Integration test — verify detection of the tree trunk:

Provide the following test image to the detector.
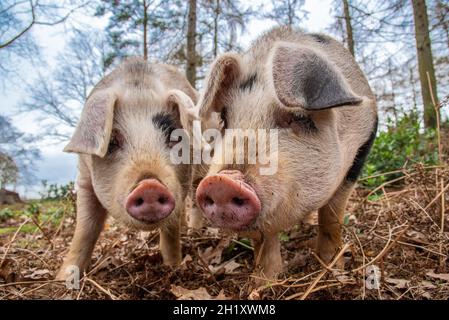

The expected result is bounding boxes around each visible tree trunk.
[411,0,439,129]
[288,0,293,26]
[186,0,197,87]
[213,0,220,58]
[143,0,148,61]
[342,0,355,57]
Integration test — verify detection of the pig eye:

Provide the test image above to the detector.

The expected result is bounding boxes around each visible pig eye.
[291,114,317,133]
[107,129,124,155]
[276,111,317,134]
[219,108,228,129]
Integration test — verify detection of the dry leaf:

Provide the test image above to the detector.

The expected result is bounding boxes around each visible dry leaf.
[426,270,449,282]
[386,278,410,289]
[215,290,231,300]
[199,237,231,265]
[209,260,242,274]
[421,292,432,299]
[171,285,230,300]
[28,269,50,279]
[180,254,193,270]
[223,260,241,273]
[248,288,261,300]
[420,281,436,289]
[205,227,220,237]
[0,259,19,283]
[405,230,429,244]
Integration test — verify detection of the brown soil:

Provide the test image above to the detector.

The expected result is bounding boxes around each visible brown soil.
[1,165,448,300]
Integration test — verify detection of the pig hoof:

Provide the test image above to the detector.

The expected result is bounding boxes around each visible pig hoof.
[163,255,182,267]
[317,248,345,270]
[55,268,71,281]
[252,273,278,288]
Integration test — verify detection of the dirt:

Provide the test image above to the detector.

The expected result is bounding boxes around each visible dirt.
[0,165,448,300]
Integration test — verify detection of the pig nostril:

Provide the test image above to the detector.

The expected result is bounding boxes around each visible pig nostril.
[204,196,214,206]
[158,196,168,204]
[232,197,245,206]
[135,198,144,207]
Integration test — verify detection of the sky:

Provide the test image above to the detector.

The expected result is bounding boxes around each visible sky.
[1,0,333,198]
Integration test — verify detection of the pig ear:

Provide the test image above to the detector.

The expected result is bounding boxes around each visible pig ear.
[63,90,117,157]
[198,53,241,118]
[271,43,363,110]
[165,89,199,131]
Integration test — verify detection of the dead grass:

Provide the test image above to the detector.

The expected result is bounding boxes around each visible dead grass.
[0,164,448,300]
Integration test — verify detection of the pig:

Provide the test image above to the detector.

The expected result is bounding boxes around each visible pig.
[194,26,378,280]
[56,58,200,280]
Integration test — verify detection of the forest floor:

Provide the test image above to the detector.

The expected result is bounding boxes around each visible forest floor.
[1,165,448,300]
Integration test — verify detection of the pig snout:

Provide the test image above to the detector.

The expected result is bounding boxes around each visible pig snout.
[125,179,175,223]
[196,170,261,230]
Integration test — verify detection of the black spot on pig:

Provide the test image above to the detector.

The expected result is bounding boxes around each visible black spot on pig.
[152,112,176,141]
[310,33,329,44]
[345,117,378,182]
[239,73,257,92]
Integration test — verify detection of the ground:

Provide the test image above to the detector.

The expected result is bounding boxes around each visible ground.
[0,165,448,300]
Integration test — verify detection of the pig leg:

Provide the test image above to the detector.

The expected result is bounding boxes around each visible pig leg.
[187,203,204,230]
[159,217,181,266]
[252,232,283,282]
[56,184,107,280]
[317,182,355,266]
[187,176,204,230]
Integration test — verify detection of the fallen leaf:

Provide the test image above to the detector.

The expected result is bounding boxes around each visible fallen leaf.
[180,254,193,270]
[426,270,449,282]
[215,290,231,300]
[138,231,152,241]
[405,230,429,244]
[171,285,230,300]
[205,227,219,237]
[0,259,19,283]
[28,269,50,279]
[199,237,231,265]
[421,292,432,299]
[420,281,436,289]
[223,260,241,273]
[248,289,261,300]
[386,278,410,289]
[209,260,242,274]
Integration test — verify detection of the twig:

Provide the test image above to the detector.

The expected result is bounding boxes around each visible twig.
[408,198,439,228]
[365,174,411,200]
[423,182,449,211]
[426,72,445,269]
[293,242,351,300]
[232,239,254,251]
[0,247,49,267]
[0,279,62,288]
[352,225,409,272]
[372,233,446,257]
[85,277,118,300]
[1,218,30,268]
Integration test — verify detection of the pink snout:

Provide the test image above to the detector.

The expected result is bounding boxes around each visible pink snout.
[196,171,261,230]
[125,179,175,223]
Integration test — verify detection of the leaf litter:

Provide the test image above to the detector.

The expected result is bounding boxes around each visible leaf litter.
[0,164,448,299]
